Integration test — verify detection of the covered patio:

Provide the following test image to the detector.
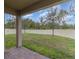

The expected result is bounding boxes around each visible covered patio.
[5,0,67,59]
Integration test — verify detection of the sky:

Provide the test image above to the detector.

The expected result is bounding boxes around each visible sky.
[5,0,75,24]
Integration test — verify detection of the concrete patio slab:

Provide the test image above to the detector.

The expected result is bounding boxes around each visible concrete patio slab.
[5,47,50,59]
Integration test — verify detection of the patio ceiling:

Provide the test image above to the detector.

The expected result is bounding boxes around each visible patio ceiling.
[5,0,67,15]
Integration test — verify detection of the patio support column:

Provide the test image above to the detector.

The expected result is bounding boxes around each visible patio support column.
[16,14,22,48]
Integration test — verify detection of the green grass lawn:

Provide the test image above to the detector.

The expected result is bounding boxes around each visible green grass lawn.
[5,33,75,59]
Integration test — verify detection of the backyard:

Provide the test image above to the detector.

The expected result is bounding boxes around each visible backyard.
[5,33,75,59]
[4,0,75,59]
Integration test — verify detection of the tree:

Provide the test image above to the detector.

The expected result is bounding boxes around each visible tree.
[22,18,36,29]
[57,9,68,28]
[45,7,59,36]
[5,19,16,28]
[44,6,68,36]
[40,16,46,29]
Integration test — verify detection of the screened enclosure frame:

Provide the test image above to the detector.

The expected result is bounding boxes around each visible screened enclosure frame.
[5,0,67,48]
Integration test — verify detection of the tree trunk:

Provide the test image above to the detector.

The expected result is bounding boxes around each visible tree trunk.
[52,19,54,36]
[52,28,54,36]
